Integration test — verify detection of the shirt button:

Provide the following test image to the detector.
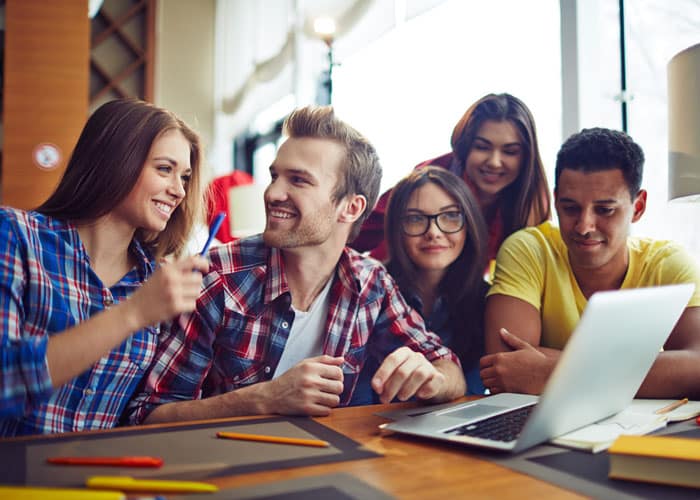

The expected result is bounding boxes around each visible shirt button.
[281,321,289,329]
[264,366,271,374]
[85,388,94,396]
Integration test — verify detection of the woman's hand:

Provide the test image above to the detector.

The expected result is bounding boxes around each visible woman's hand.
[125,255,209,328]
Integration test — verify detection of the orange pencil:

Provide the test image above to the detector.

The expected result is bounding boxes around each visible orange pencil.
[216,431,330,448]
[47,456,163,468]
[654,397,689,415]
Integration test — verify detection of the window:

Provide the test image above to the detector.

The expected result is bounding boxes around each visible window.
[622,0,700,256]
[332,0,561,194]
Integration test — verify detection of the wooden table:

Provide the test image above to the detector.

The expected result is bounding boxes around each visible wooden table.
[2,401,587,499]
[204,401,586,499]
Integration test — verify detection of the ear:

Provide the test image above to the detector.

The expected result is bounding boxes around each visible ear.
[337,194,367,224]
[631,189,647,222]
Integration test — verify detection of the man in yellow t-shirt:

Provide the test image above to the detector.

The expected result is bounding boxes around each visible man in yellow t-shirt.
[480,127,700,398]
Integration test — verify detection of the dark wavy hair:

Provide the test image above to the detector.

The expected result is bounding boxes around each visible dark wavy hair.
[36,98,204,258]
[451,93,551,235]
[555,127,645,198]
[385,167,488,365]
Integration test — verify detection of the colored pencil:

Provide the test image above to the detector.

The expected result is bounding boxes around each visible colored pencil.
[216,431,330,448]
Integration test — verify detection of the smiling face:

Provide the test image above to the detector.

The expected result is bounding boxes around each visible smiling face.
[113,128,192,232]
[402,182,466,279]
[263,136,347,250]
[463,119,523,205]
[555,168,646,276]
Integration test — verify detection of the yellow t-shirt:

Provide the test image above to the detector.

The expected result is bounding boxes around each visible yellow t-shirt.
[488,221,700,349]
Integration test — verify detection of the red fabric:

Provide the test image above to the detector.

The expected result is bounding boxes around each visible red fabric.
[351,153,505,263]
[206,171,254,243]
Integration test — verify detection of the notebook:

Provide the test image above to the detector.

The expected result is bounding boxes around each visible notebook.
[381,283,694,453]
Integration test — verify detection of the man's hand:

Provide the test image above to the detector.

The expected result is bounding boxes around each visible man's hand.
[261,355,345,416]
[479,328,555,395]
[371,347,447,404]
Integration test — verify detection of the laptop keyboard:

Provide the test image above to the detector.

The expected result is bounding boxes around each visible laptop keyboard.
[446,405,535,442]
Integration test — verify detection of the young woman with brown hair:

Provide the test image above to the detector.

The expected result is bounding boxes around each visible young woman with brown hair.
[0,98,209,436]
[353,93,551,266]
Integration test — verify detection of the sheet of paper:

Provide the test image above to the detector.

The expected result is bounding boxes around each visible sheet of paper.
[626,399,700,422]
[550,409,668,453]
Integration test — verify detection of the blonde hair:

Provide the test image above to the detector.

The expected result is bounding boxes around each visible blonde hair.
[284,105,382,241]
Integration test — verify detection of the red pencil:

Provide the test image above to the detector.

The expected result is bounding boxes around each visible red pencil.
[47,456,164,468]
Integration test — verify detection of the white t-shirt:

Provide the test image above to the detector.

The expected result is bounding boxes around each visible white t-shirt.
[273,278,333,378]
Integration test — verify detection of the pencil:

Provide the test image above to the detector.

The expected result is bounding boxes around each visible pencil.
[654,397,689,414]
[200,212,226,256]
[216,431,330,448]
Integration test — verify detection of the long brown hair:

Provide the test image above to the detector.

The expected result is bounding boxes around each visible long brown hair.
[385,167,488,364]
[37,98,204,258]
[451,93,550,236]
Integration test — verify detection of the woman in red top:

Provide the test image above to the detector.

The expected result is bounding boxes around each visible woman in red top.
[352,93,551,264]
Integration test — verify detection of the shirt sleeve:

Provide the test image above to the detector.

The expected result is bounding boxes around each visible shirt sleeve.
[123,273,223,425]
[0,214,53,417]
[372,272,460,366]
[487,228,546,310]
[656,243,700,307]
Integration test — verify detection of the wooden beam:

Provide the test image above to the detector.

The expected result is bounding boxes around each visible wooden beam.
[2,0,89,209]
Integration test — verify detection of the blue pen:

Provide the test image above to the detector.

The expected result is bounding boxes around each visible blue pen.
[200,212,226,255]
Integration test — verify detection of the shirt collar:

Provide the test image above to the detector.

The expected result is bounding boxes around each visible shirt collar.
[263,246,362,305]
[335,247,365,298]
[128,238,155,282]
[263,245,291,304]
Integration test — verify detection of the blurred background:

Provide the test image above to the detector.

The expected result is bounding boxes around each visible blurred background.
[1,0,699,253]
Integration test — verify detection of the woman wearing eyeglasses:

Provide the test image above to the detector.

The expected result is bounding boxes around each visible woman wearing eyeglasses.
[352,93,551,271]
[384,167,489,394]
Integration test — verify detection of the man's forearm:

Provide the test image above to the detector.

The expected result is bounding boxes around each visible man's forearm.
[637,350,700,399]
[143,383,273,424]
[429,358,466,402]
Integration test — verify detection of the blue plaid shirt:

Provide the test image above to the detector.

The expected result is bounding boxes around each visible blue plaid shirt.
[0,207,158,436]
[126,235,457,423]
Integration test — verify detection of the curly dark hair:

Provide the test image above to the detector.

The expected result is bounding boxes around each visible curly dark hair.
[555,127,645,198]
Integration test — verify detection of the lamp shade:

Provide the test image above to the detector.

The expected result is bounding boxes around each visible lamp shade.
[668,43,700,201]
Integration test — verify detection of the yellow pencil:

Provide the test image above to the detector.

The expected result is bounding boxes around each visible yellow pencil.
[86,476,218,493]
[0,485,125,500]
[216,431,330,448]
[654,397,689,414]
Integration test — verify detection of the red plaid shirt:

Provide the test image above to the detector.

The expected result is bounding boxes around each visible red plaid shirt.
[126,235,458,423]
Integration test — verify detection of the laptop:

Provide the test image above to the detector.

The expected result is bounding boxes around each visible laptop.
[381,283,694,453]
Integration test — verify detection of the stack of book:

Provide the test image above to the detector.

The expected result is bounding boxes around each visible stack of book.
[608,435,700,489]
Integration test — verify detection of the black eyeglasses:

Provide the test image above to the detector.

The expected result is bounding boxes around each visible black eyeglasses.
[401,211,465,236]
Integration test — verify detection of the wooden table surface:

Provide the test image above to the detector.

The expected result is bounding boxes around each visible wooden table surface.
[204,401,587,499]
[2,401,588,499]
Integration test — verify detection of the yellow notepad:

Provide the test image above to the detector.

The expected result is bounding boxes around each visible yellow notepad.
[608,435,700,488]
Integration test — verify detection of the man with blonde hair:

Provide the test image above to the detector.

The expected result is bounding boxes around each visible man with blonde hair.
[127,106,466,423]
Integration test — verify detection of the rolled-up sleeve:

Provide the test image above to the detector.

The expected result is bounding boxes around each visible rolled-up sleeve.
[0,217,53,417]
[123,274,223,425]
[374,273,460,366]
